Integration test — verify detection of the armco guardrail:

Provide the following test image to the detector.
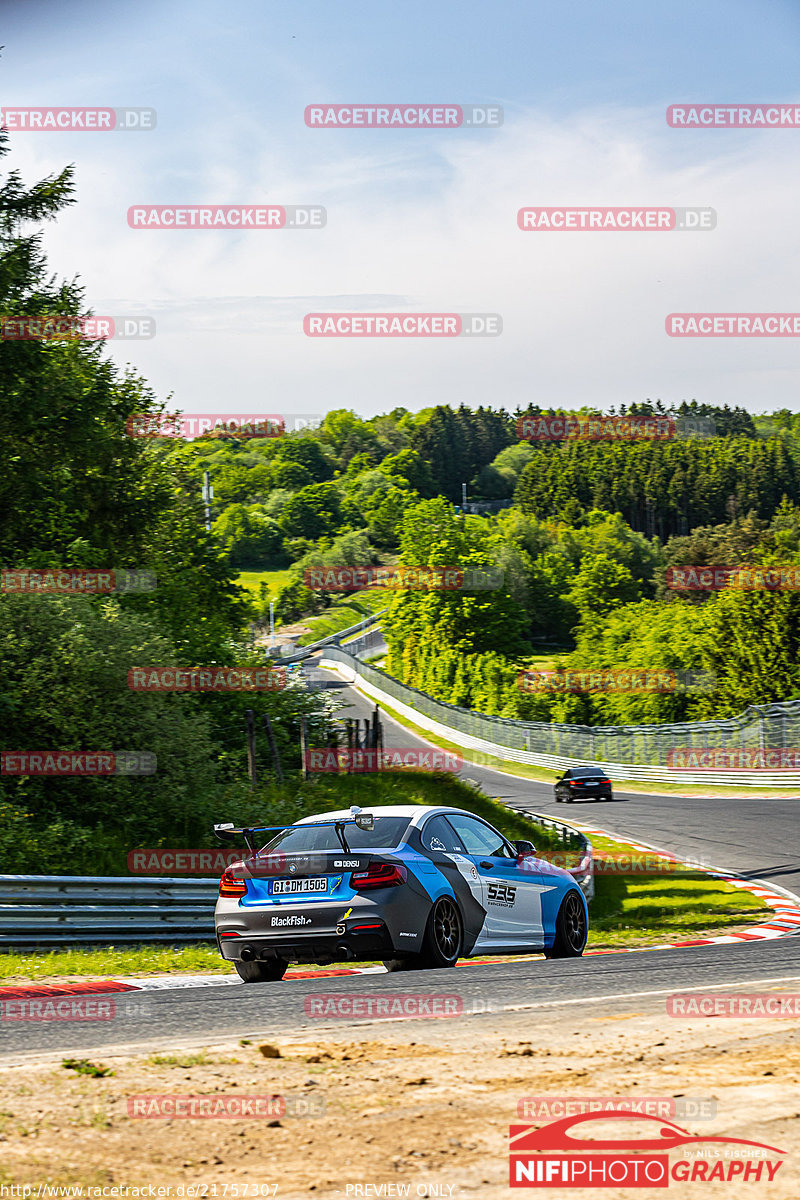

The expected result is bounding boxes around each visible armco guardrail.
[517,810,594,902]
[321,648,800,788]
[339,625,387,660]
[277,608,387,664]
[0,876,218,949]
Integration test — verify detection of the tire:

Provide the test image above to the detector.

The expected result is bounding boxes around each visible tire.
[564,793,574,804]
[545,891,587,958]
[418,896,462,969]
[234,957,288,982]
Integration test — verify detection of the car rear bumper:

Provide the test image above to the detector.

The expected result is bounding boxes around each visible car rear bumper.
[217,923,395,964]
[561,787,613,798]
[215,887,428,964]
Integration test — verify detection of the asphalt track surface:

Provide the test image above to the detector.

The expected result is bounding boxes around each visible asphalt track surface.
[2,657,799,1063]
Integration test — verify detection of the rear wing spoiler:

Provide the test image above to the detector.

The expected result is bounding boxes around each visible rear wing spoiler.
[214,808,374,853]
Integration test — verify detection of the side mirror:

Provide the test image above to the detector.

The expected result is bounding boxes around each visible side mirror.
[514,840,536,856]
[355,813,374,830]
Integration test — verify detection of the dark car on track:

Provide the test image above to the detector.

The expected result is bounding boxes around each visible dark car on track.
[554,767,614,803]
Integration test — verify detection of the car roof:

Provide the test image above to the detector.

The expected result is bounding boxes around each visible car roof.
[295,805,483,828]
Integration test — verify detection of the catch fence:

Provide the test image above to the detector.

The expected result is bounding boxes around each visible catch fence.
[322,648,800,787]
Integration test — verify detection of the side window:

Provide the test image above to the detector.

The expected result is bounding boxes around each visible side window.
[420,816,464,854]
[446,814,513,858]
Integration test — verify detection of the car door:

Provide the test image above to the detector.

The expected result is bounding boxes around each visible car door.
[418,814,488,949]
[444,814,546,947]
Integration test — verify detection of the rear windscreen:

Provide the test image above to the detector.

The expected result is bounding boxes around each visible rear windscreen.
[260,816,411,854]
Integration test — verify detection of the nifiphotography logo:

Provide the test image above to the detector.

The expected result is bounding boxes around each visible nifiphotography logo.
[509,1111,785,1187]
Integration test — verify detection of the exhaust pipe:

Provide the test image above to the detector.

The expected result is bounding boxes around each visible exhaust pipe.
[240,945,256,962]
[335,943,355,961]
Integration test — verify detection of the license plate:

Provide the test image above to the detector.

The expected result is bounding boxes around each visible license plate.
[271,876,329,895]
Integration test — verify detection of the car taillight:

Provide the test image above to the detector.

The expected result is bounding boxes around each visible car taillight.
[219,868,247,897]
[350,862,407,890]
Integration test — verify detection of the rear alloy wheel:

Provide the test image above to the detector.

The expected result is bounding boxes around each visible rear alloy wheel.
[545,891,587,958]
[419,896,462,969]
[234,957,288,982]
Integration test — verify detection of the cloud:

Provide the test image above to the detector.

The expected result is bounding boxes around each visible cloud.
[8,104,800,414]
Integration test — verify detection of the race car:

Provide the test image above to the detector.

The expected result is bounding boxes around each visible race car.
[554,767,614,803]
[213,804,589,982]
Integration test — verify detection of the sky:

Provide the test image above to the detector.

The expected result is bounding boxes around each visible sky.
[2,0,800,420]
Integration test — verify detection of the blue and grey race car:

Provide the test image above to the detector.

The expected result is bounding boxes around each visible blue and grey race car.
[213,804,589,981]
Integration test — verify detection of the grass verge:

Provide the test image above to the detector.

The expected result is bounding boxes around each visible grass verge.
[235,567,294,601]
[588,875,767,947]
